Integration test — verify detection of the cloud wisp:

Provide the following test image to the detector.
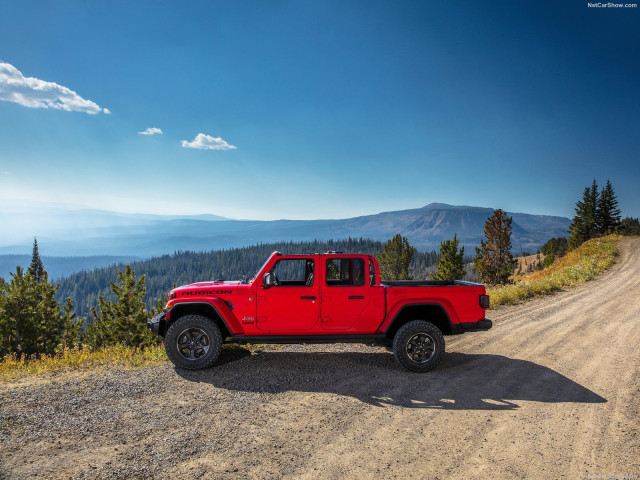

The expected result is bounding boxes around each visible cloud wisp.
[0,61,109,114]
[138,127,163,136]
[181,133,237,150]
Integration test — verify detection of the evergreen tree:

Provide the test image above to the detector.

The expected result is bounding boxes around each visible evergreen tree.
[543,243,556,268]
[36,271,65,355]
[0,277,6,353]
[28,238,45,284]
[569,180,599,250]
[376,234,416,280]
[432,234,465,280]
[60,297,83,348]
[541,237,568,258]
[84,265,156,349]
[596,180,621,234]
[621,217,640,236]
[0,267,63,356]
[473,209,514,285]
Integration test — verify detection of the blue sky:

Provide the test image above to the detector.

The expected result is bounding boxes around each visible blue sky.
[1,0,639,222]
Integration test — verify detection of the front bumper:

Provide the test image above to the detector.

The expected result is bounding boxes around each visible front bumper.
[147,312,167,337]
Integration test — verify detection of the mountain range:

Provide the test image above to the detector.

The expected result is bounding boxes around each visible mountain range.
[0,203,571,257]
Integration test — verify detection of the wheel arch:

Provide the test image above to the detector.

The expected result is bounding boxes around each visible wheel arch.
[168,301,236,338]
[385,303,454,339]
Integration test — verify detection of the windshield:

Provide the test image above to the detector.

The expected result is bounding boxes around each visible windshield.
[247,256,272,283]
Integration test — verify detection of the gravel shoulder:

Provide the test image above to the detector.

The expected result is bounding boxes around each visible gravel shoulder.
[1,238,639,479]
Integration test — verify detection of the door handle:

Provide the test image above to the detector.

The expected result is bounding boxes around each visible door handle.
[348,295,365,300]
[301,296,317,300]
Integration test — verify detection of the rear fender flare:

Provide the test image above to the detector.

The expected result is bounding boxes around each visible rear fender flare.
[382,302,456,337]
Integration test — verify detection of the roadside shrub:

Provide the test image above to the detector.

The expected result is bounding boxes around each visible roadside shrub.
[488,235,619,307]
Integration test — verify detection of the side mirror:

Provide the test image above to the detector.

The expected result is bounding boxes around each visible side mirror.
[263,272,274,289]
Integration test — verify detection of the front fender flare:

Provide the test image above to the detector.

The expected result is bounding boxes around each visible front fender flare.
[168,299,243,335]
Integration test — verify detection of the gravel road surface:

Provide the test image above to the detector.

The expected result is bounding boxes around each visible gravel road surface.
[1,238,639,479]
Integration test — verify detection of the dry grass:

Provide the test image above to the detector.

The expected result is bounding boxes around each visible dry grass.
[488,235,620,308]
[0,343,255,380]
[0,344,168,380]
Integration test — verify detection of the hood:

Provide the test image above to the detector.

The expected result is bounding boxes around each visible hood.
[171,280,241,298]
[187,280,243,287]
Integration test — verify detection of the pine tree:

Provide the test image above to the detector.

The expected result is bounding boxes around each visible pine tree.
[0,268,37,356]
[0,277,6,354]
[541,237,568,257]
[473,209,514,285]
[376,234,416,280]
[621,217,640,236]
[35,271,65,355]
[432,234,465,280]
[60,297,83,348]
[543,242,556,268]
[28,238,45,284]
[0,267,63,356]
[569,180,599,250]
[84,265,156,349]
[596,180,621,234]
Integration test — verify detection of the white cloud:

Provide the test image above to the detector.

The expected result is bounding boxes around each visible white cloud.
[0,61,109,114]
[181,133,237,150]
[138,127,163,136]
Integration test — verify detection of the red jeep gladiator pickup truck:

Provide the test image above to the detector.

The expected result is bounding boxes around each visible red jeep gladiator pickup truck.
[148,251,491,372]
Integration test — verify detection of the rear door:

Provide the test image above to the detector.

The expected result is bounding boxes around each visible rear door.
[321,256,384,331]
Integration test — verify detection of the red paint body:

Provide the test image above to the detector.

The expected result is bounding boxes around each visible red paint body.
[163,252,489,339]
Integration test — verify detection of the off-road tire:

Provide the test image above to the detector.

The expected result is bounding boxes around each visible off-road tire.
[164,314,223,370]
[393,320,445,372]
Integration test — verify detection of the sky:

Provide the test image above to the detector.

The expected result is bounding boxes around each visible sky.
[1,0,639,222]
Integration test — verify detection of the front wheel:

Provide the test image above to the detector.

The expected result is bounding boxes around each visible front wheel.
[393,320,445,372]
[164,314,223,370]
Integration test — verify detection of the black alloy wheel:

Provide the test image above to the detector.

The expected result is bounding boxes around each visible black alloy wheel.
[393,320,445,372]
[164,314,222,370]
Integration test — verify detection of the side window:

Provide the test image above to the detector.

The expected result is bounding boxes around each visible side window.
[325,258,365,287]
[271,259,314,286]
[369,259,376,286]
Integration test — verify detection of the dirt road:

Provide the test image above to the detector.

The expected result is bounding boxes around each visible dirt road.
[1,239,639,479]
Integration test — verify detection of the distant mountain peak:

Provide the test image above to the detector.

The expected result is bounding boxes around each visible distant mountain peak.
[0,203,571,256]
[421,203,492,212]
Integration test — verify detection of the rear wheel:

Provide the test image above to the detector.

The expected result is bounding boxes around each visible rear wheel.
[164,314,222,370]
[393,320,445,372]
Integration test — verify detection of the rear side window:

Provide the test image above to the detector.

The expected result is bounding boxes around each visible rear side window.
[369,259,376,286]
[325,258,365,287]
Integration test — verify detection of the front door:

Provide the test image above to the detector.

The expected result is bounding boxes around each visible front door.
[257,257,320,333]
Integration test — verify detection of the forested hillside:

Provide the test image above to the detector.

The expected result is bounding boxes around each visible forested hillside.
[56,238,445,317]
[0,255,141,280]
